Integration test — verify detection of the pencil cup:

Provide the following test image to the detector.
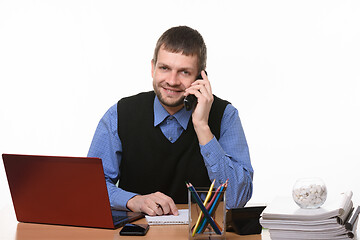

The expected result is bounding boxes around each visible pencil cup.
[188,187,226,239]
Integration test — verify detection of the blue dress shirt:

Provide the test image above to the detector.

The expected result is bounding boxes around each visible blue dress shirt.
[88,95,253,210]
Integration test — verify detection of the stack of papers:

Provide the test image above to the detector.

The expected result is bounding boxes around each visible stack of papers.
[260,191,359,240]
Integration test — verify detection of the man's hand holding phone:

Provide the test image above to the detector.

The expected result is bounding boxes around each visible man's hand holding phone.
[184,70,214,145]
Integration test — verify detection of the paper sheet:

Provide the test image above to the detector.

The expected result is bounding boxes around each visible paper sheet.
[145,209,189,225]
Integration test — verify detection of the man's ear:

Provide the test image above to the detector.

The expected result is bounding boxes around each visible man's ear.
[151,59,155,78]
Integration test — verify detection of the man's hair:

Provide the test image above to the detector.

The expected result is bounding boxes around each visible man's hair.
[153,26,207,74]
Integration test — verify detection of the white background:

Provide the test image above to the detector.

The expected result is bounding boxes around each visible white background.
[1,0,359,209]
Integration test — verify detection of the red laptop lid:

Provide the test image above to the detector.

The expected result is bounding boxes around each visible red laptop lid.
[2,154,115,229]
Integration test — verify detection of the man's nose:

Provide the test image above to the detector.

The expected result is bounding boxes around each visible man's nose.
[167,71,180,86]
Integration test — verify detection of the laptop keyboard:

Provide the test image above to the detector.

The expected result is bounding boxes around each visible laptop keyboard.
[112,210,129,224]
[113,214,128,223]
[111,210,144,227]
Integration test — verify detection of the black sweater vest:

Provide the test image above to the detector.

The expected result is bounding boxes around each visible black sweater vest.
[117,91,229,203]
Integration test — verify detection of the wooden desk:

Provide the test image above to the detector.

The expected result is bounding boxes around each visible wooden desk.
[0,204,271,240]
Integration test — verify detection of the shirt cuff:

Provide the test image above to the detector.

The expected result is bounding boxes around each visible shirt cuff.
[110,189,138,211]
[200,136,226,167]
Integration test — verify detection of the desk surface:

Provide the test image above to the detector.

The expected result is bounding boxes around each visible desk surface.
[0,204,271,240]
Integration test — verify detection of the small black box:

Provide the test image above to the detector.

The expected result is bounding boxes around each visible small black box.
[226,206,266,235]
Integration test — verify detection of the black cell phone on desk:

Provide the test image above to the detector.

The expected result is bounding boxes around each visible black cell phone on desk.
[120,223,149,236]
[184,70,207,111]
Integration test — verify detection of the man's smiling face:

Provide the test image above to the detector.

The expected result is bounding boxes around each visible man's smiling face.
[152,45,198,115]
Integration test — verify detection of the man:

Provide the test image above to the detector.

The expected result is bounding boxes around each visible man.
[88,26,253,216]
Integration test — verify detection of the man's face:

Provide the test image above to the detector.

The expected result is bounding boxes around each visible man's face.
[152,46,198,114]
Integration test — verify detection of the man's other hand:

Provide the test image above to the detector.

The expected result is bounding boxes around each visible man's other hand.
[126,191,179,216]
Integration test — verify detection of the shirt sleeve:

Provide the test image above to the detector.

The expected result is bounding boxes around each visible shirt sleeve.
[87,103,137,210]
[200,104,253,209]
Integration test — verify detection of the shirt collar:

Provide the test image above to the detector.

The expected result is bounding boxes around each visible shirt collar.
[153,96,192,130]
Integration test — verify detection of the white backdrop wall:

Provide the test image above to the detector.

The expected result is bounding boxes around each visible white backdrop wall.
[1,1,359,209]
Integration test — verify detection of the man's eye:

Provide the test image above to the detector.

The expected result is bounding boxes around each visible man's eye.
[160,66,168,70]
[182,71,190,75]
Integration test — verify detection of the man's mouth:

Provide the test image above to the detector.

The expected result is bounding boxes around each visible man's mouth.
[163,87,183,95]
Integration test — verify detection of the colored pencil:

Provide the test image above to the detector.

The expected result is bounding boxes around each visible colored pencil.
[192,179,216,236]
[187,182,222,235]
[197,180,228,233]
[195,183,223,233]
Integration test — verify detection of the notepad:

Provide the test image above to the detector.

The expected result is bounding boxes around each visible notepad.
[145,209,189,225]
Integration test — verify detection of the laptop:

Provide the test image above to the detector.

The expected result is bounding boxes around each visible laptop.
[2,153,144,229]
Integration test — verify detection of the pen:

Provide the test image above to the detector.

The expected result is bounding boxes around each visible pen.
[156,203,163,212]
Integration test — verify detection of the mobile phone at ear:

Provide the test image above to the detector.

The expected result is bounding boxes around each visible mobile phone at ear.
[119,223,149,236]
[184,70,207,111]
